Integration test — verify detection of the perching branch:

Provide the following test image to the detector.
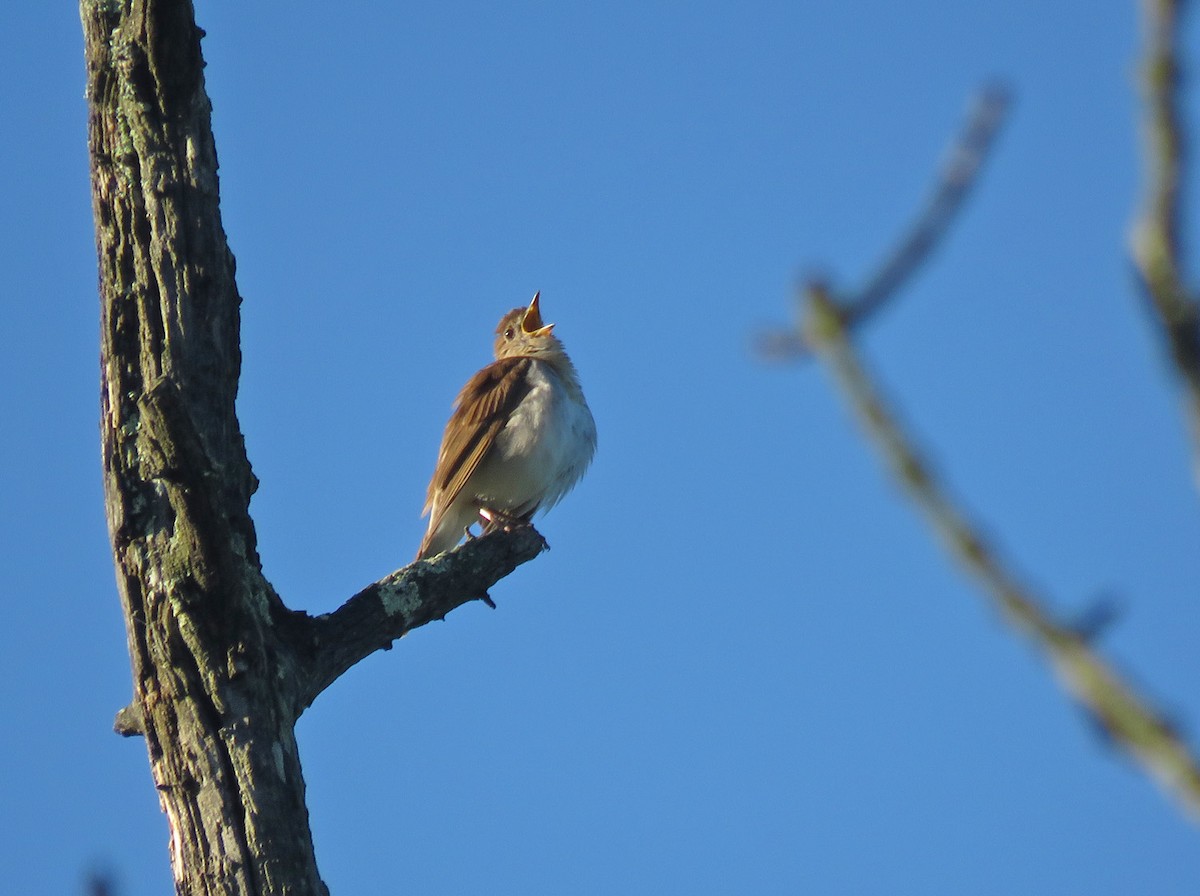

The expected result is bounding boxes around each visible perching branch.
[803,286,1200,820]
[111,527,547,736]
[1131,0,1200,486]
[295,526,547,711]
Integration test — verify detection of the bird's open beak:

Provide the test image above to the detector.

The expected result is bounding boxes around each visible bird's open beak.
[521,291,555,337]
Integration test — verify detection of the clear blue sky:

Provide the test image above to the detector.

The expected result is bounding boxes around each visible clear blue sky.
[4,2,1199,893]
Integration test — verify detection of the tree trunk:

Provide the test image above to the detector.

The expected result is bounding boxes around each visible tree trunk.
[81,4,548,894]
[82,1,328,893]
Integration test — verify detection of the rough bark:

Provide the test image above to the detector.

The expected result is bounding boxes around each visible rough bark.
[81,2,546,894]
[83,0,327,892]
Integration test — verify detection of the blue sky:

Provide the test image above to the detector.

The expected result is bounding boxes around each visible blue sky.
[3,2,1199,893]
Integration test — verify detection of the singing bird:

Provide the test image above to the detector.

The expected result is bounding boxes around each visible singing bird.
[416,293,596,559]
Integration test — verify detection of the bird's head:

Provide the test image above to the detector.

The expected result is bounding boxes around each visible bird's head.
[494,292,564,360]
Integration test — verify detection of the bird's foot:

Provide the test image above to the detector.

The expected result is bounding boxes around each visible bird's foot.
[476,508,550,552]
[478,507,528,533]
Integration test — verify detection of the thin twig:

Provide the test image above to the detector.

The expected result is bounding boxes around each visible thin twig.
[1131,0,1200,487]
[846,84,1011,328]
[755,84,1011,360]
[803,284,1200,820]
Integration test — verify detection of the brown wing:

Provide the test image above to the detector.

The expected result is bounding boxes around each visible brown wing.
[422,356,535,526]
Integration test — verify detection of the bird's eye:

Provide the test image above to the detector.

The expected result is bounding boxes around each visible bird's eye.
[504,327,515,340]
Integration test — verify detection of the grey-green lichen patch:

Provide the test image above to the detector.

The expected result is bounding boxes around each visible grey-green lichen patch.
[95,0,126,18]
[110,102,140,170]
[379,579,420,621]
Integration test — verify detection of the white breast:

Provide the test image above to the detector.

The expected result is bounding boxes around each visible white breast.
[471,359,596,515]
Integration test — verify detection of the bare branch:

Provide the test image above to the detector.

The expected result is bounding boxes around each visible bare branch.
[803,284,1200,820]
[292,526,548,711]
[756,84,1011,360]
[847,84,1011,327]
[1131,0,1200,485]
[758,54,1200,819]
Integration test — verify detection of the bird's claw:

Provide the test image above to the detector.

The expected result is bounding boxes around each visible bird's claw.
[478,507,527,532]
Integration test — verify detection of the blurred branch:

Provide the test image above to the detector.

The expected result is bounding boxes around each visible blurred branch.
[85,871,116,896]
[1131,0,1200,485]
[759,79,1200,820]
[847,85,1011,328]
[756,84,1011,360]
[802,285,1200,820]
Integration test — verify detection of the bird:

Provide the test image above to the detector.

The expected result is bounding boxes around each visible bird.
[416,292,596,559]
